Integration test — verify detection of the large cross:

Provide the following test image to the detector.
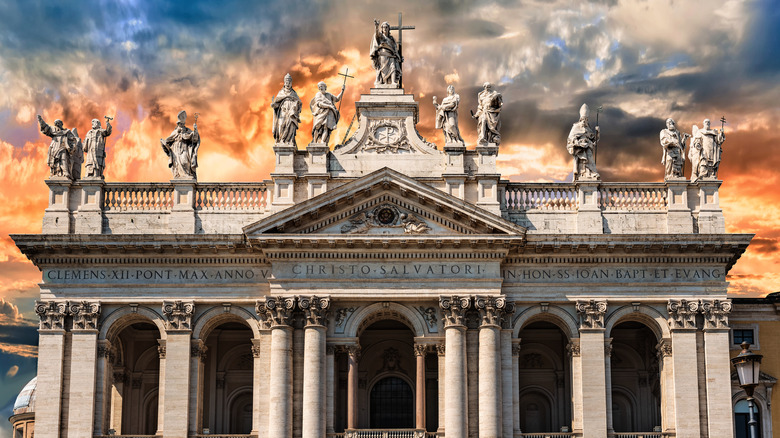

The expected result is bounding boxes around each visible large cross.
[389,12,415,87]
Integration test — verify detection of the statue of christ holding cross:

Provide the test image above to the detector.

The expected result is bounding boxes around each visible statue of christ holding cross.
[370,14,414,88]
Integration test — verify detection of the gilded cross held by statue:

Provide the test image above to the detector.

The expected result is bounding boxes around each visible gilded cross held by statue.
[389,12,415,87]
[720,116,726,131]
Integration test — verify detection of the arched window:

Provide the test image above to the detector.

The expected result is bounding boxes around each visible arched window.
[370,376,414,428]
[734,399,761,438]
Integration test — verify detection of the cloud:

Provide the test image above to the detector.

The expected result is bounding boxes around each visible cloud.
[0,298,22,322]
[0,344,37,359]
[5,365,18,378]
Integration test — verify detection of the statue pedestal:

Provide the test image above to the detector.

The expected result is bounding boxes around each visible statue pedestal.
[306,143,329,199]
[443,143,466,199]
[666,178,693,233]
[695,179,725,233]
[170,178,197,234]
[576,181,603,234]
[75,178,105,234]
[42,178,73,234]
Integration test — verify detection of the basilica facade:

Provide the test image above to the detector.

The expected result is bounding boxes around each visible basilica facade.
[13,73,751,438]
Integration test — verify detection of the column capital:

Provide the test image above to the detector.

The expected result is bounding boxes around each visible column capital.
[35,300,68,331]
[512,340,521,357]
[475,295,511,328]
[576,300,607,330]
[345,344,361,359]
[566,339,581,357]
[326,344,337,355]
[700,299,732,330]
[299,295,331,327]
[256,296,296,328]
[439,295,471,327]
[667,299,698,330]
[157,339,166,359]
[604,338,613,357]
[413,343,428,357]
[97,339,115,362]
[69,301,101,332]
[162,300,195,331]
[656,338,672,359]
[191,339,208,361]
[435,343,445,357]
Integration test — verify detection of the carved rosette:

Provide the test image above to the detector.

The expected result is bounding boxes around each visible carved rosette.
[566,340,581,357]
[299,295,331,327]
[256,296,296,328]
[474,295,508,327]
[413,344,428,357]
[35,301,68,331]
[701,299,732,330]
[667,299,699,330]
[439,295,471,327]
[575,300,608,330]
[70,301,101,331]
[656,339,672,358]
[162,301,195,331]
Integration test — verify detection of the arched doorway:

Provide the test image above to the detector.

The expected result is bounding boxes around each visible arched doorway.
[517,321,572,433]
[370,376,414,428]
[112,321,161,435]
[610,321,661,433]
[734,399,761,438]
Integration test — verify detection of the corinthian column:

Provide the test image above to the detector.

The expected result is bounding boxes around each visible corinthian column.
[346,344,361,430]
[257,297,296,438]
[300,296,330,438]
[475,296,505,438]
[440,296,471,438]
[414,344,427,430]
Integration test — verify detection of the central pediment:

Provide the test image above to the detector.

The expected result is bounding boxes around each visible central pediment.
[243,168,525,237]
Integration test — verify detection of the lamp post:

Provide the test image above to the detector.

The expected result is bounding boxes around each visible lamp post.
[731,341,763,438]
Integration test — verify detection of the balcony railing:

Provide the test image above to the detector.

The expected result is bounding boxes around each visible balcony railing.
[189,435,257,438]
[328,430,427,438]
[102,182,268,212]
[104,183,175,211]
[195,183,268,211]
[611,433,664,438]
[517,433,574,438]
[504,182,669,212]
[599,183,667,211]
[504,183,578,211]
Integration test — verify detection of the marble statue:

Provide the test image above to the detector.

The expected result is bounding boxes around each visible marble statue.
[433,85,464,145]
[161,111,200,179]
[370,19,402,87]
[84,118,113,179]
[271,73,302,145]
[567,104,600,180]
[70,128,83,180]
[310,81,345,145]
[38,115,77,179]
[659,118,689,179]
[474,82,502,146]
[690,118,725,182]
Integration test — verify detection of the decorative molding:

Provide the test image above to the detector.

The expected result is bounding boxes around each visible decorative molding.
[417,306,438,332]
[576,300,607,330]
[191,340,208,360]
[439,295,471,327]
[335,307,356,329]
[656,338,672,358]
[668,299,698,330]
[701,299,732,330]
[474,295,508,327]
[162,300,194,331]
[69,301,101,331]
[512,342,521,357]
[256,296,296,328]
[299,295,331,327]
[566,340,581,357]
[340,204,431,235]
[345,344,361,360]
[413,344,428,357]
[435,343,445,357]
[34,301,68,331]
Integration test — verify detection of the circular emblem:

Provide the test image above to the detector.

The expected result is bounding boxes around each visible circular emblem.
[376,207,396,225]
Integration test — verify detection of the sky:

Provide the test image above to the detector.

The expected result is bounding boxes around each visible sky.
[0,0,778,434]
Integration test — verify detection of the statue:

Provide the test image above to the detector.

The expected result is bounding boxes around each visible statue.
[690,118,725,182]
[566,104,600,181]
[473,82,503,146]
[70,128,83,180]
[84,117,113,178]
[432,85,464,145]
[38,115,77,179]
[370,19,402,87]
[310,81,345,145]
[271,73,302,145]
[659,118,689,179]
[160,111,200,179]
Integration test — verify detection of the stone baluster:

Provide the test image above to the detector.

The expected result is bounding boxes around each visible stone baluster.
[667,299,702,436]
[300,296,330,438]
[257,297,296,438]
[701,299,734,436]
[160,300,194,438]
[475,296,505,438]
[346,344,362,430]
[413,344,428,430]
[440,296,471,438]
[575,300,608,437]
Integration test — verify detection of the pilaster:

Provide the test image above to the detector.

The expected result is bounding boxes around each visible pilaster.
[66,301,101,438]
[500,328,513,438]
[575,300,608,437]
[701,299,734,437]
[436,343,446,435]
[160,301,194,438]
[667,299,702,438]
[656,338,676,434]
[575,182,603,233]
[189,339,207,435]
[512,340,521,435]
[34,301,68,438]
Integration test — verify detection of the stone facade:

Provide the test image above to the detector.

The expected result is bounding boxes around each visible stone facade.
[12,85,752,438]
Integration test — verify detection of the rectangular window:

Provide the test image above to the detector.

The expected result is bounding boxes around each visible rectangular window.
[733,329,754,345]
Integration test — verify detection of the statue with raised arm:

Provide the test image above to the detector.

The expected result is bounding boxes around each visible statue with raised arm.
[433,85,464,145]
[160,111,200,179]
[370,19,402,87]
[271,73,302,145]
[659,118,689,179]
[567,104,600,181]
[84,118,113,178]
[310,81,345,145]
[473,82,503,146]
[690,118,725,182]
[38,115,77,179]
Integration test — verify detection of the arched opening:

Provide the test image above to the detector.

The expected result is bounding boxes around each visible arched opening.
[112,321,161,435]
[610,321,661,433]
[734,399,761,438]
[370,376,414,428]
[200,321,254,434]
[517,320,572,433]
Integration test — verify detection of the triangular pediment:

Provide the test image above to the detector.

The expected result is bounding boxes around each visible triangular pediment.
[243,168,526,237]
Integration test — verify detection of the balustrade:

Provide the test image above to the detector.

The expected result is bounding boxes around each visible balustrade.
[195,183,268,211]
[516,433,575,438]
[599,183,667,211]
[340,430,426,438]
[103,184,174,211]
[504,183,578,211]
